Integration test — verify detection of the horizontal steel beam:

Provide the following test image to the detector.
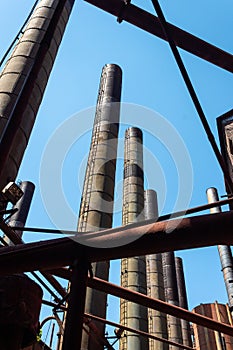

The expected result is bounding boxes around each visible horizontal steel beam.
[1,211,233,274]
[84,0,233,73]
[88,277,233,338]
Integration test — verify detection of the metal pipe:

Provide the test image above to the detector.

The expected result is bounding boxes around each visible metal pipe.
[206,187,233,312]
[77,63,122,350]
[62,260,89,350]
[144,189,168,350]
[84,0,233,73]
[175,257,193,347]
[3,211,233,273]
[163,252,183,348]
[120,127,148,350]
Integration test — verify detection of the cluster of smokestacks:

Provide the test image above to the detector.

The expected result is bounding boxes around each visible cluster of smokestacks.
[77,63,193,350]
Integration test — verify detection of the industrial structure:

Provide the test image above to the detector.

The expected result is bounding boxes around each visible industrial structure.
[0,0,233,350]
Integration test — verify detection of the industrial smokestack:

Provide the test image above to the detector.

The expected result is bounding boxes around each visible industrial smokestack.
[162,252,183,349]
[78,64,122,350]
[144,189,168,350]
[206,187,233,312]
[6,181,35,240]
[175,257,193,347]
[0,0,74,201]
[120,127,149,350]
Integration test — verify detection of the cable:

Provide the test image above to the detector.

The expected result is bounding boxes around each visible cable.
[0,0,40,67]
[150,0,233,194]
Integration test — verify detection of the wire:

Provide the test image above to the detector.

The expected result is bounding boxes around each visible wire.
[0,0,40,67]
[150,0,233,194]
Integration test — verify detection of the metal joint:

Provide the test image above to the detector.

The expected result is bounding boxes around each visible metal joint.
[117,0,131,23]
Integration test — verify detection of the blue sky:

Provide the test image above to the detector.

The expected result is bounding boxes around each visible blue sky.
[1,0,233,347]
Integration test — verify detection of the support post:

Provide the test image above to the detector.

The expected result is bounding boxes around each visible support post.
[62,260,89,350]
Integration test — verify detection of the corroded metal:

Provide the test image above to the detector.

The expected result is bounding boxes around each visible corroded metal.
[0,274,42,349]
[120,127,148,350]
[145,189,168,350]
[78,63,122,350]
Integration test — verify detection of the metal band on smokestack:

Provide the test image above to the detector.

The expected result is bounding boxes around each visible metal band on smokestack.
[120,127,149,350]
[0,0,75,202]
[206,187,233,312]
[78,64,122,350]
[162,252,183,349]
[145,189,168,350]
[175,257,193,347]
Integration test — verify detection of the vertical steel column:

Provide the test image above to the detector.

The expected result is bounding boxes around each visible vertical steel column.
[0,0,74,199]
[5,181,35,242]
[175,257,193,347]
[62,260,88,350]
[206,187,233,312]
[145,189,168,350]
[78,64,122,350]
[120,127,149,350]
[162,252,183,349]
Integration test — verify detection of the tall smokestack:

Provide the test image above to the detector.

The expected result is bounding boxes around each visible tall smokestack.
[175,257,193,347]
[0,0,75,204]
[7,181,35,240]
[78,64,122,350]
[120,127,149,350]
[162,252,183,349]
[144,189,168,350]
[206,187,233,312]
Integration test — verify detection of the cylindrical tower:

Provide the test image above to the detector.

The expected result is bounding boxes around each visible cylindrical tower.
[120,127,149,350]
[206,187,233,313]
[145,189,168,350]
[193,302,233,350]
[0,0,75,203]
[78,64,122,350]
[175,257,193,347]
[162,252,183,349]
[7,181,35,240]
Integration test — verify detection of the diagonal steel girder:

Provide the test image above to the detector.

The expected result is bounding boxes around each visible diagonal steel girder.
[84,0,233,74]
[1,211,233,274]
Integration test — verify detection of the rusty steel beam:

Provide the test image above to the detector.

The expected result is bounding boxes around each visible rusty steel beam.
[84,0,233,73]
[85,313,194,350]
[87,277,233,338]
[2,211,233,274]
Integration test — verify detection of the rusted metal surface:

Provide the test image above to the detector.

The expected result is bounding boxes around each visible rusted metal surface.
[85,313,194,350]
[175,257,193,347]
[120,127,148,350]
[84,0,233,73]
[88,277,233,338]
[0,274,42,348]
[163,252,183,348]
[77,63,122,350]
[0,0,75,195]
[192,303,233,349]
[3,211,233,274]
[145,189,168,350]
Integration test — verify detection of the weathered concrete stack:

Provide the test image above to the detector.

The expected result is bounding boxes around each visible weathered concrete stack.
[120,127,149,350]
[78,63,122,350]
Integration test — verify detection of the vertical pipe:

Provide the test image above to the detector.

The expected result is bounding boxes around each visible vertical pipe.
[175,257,193,347]
[206,187,233,313]
[120,127,149,350]
[78,64,122,350]
[145,189,168,350]
[0,0,74,200]
[7,181,35,240]
[62,260,88,350]
[162,252,183,349]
